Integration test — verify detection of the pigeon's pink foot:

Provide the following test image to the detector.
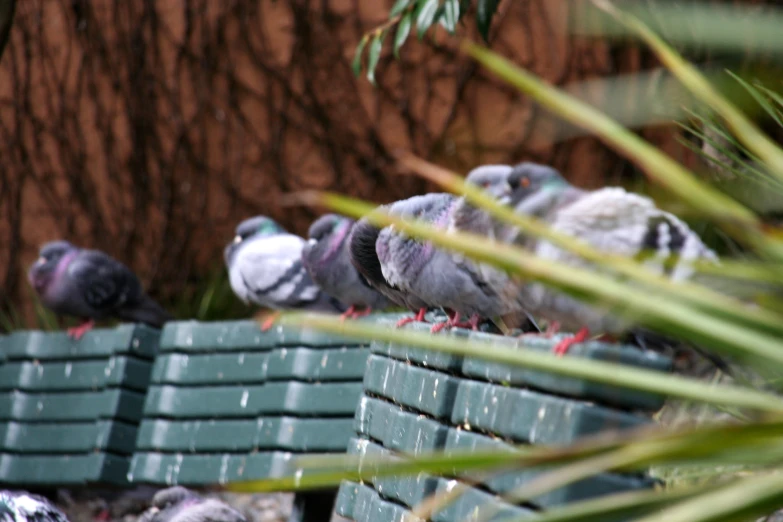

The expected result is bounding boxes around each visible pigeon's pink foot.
[67,319,95,341]
[430,309,472,333]
[552,327,590,357]
[451,313,481,331]
[340,305,358,322]
[341,305,373,321]
[396,307,428,328]
[94,509,111,522]
[430,321,450,333]
[544,321,561,338]
[260,311,282,332]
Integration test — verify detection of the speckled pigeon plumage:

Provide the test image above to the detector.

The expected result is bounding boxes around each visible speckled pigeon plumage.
[138,487,246,522]
[224,216,345,315]
[505,162,720,353]
[349,202,433,326]
[28,240,173,339]
[0,490,70,522]
[301,213,392,318]
[371,190,532,333]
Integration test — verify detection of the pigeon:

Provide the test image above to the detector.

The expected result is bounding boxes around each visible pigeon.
[0,490,70,522]
[367,191,527,333]
[137,487,246,522]
[28,240,173,340]
[504,162,722,356]
[224,216,346,329]
[349,202,434,327]
[301,213,392,319]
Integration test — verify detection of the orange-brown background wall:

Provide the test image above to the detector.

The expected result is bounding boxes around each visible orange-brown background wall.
[0,0,744,321]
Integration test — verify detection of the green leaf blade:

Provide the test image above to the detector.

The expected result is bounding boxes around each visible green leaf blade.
[351,37,368,77]
[415,0,440,40]
[477,0,500,41]
[366,32,385,85]
[394,11,413,57]
[389,0,411,18]
[440,0,459,33]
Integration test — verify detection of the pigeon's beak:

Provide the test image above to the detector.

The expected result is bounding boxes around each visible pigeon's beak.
[34,256,46,267]
[232,235,242,245]
[307,239,317,246]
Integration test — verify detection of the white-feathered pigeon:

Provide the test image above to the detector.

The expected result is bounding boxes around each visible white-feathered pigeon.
[505,162,720,355]
[28,240,173,340]
[224,216,345,329]
[301,213,392,319]
[0,490,70,522]
[137,487,246,522]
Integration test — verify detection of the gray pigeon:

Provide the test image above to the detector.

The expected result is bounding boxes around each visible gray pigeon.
[371,191,531,333]
[349,203,434,327]
[28,240,173,339]
[0,490,70,522]
[224,216,346,329]
[137,487,246,522]
[504,162,721,355]
[301,213,392,319]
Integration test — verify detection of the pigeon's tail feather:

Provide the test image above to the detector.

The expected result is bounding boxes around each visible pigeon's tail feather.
[120,294,174,328]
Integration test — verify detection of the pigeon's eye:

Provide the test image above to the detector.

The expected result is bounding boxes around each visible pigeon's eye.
[520,177,531,188]
[481,181,490,188]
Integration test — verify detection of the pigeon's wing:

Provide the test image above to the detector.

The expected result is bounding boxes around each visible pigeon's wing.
[67,250,143,312]
[235,235,322,308]
[542,187,717,279]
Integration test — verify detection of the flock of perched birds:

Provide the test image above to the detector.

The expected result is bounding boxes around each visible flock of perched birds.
[0,487,246,522]
[27,161,725,358]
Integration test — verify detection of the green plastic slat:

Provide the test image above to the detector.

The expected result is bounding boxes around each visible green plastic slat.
[0,452,131,485]
[253,417,354,451]
[4,324,159,360]
[0,420,137,454]
[0,357,152,392]
[347,438,439,508]
[451,380,649,445]
[335,481,362,520]
[349,482,424,522]
[136,419,257,452]
[136,417,355,452]
[159,321,280,352]
[354,396,449,454]
[159,320,371,353]
[150,353,268,385]
[431,478,536,522]
[0,389,146,422]
[462,331,671,411]
[127,451,296,485]
[445,429,654,508]
[143,382,363,418]
[141,382,363,418]
[150,348,367,386]
[363,356,459,419]
[265,347,370,381]
[371,320,465,373]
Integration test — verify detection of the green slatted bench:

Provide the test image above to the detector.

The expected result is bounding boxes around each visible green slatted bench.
[127,318,379,521]
[0,325,160,485]
[333,318,673,522]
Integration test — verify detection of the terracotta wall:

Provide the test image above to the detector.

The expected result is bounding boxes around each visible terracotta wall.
[0,0,696,320]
